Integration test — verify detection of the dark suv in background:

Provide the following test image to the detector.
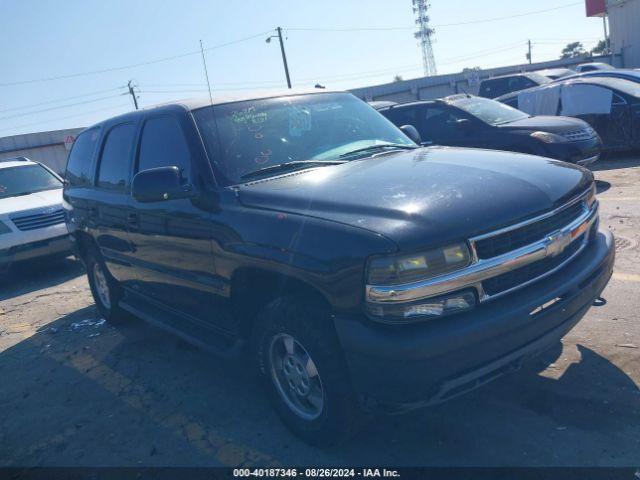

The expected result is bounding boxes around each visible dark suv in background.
[376,95,602,166]
[64,89,614,446]
[478,72,551,99]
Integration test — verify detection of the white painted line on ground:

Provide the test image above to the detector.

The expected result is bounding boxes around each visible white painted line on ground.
[613,272,640,282]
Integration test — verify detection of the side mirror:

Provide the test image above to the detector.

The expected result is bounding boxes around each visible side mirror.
[132,166,192,203]
[399,125,422,145]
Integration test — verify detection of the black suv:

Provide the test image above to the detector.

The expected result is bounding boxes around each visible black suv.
[478,72,551,98]
[64,90,614,446]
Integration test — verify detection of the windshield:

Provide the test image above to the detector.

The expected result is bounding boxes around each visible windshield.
[450,96,529,125]
[192,92,414,184]
[0,164,62,199]
[527,72,553,85]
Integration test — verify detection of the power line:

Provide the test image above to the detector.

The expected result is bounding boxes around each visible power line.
[0,94,127,121]
[286,2,582,32]
[0,103,131,134]
[0,87,126,114]
[0,31,272,88]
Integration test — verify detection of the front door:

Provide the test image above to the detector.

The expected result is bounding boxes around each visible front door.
[126,114,233,332]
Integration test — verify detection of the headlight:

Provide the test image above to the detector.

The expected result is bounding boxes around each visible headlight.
[367,242,471,285]
[0,221,11,235]
[530,131,568,143]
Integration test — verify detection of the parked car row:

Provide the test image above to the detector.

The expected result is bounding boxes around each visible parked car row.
[496,77,640,152]
[58,88,613,446]
[375,95,601,166]
[478,62,615,99]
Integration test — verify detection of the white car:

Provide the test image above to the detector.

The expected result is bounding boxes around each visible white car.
[0,157,71,273]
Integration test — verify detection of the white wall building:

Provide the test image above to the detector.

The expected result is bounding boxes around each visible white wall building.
[607,0,640,68]
[0,128,84,175]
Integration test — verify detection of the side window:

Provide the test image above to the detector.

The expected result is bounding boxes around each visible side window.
[612,93,627,106]
[520,77,538,89]
[65,128,100,187]
[137,116,191,180]
[97,123,136,191]
[383,107,418,128]
[484,79,508,98]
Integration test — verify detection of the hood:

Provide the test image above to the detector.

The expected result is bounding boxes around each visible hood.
[497,115,588,134]
[237,147,592,251]
[0,188,63,217]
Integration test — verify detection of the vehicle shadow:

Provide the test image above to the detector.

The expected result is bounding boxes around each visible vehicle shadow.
[1,307,638,467]
[0,256,83,302]
[591,153,640,172]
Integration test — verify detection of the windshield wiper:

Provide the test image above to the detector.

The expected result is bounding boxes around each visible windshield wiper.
[240,160,345,181]
[338,143,418,159]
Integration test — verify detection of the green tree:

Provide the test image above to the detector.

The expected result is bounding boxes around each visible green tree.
[560,42,587,59]
[591,39,608,55]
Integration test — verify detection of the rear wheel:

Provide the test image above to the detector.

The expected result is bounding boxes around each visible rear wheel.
[85,246,127,324]
[254,296,360,447]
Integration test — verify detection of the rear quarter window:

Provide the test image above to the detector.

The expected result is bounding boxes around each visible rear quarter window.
[65,128,100,187]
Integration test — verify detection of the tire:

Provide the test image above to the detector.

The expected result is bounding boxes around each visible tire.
[85,245,127,324]
[254,295,360,447]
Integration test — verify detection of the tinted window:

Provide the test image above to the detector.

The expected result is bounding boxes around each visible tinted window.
[480,78,507,98]
[382,106,419,128]
[66,128,100,187]
[138,116,191,179]
[0,164,61,199]
[97,123,136,191]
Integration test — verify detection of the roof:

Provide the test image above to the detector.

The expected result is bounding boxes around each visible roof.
[0,157,36,169]
[535,68,575,76]
[496,76,640,101]
[148,88,342,111]
[84,88,344,132]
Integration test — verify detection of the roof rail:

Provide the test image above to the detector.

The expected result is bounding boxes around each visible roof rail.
[0,156,31,163]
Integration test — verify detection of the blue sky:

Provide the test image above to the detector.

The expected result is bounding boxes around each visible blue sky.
[0,0,605,137]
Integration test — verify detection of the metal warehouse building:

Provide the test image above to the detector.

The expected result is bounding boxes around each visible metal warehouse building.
[605,0,640,68]
[0,128,84,175]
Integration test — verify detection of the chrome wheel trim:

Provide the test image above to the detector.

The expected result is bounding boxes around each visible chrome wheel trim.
[269,333,324,421]
[93,263,111,310]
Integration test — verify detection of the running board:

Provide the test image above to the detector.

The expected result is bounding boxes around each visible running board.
[118,298,245,359]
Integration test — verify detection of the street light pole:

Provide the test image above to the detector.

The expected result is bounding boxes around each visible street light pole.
[267,27,292,89]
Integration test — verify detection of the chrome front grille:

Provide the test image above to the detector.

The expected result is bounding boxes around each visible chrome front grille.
[474,201,585,259]
[11,208,65,231]
[562,128,597,142]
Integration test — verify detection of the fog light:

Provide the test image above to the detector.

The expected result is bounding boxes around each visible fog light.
[366,290,476,323]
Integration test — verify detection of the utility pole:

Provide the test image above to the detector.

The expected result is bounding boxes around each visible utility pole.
[527,40,532,64]
[266,27,291,89]
[412,0,437,76]
[127,80,139,110]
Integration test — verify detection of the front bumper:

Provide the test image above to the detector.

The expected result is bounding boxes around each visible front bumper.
[0,234,72,268]
[334,228,614,410]
[545,136,601,165]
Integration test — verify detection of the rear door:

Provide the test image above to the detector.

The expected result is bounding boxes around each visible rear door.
[92,122,138,286]
[126,113,233,331]
[561,84,632,149]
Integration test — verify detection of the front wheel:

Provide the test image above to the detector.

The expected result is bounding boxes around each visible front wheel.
[254,296,360,447]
